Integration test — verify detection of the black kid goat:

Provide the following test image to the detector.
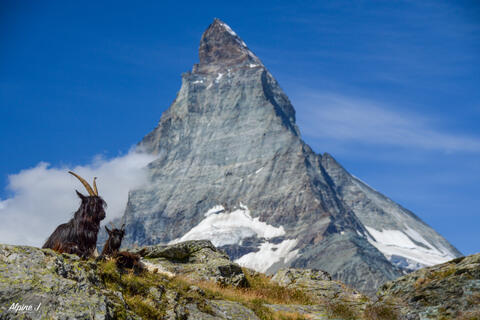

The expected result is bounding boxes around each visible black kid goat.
[100,224,125,257]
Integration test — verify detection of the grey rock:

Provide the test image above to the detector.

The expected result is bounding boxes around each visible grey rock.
[0,243,258,320]
[272,268,332,285]
[271,268,367,310]
[0,244,131,320]
[377,253,480,319]
[133,240,248,287]
[185,300,260,320]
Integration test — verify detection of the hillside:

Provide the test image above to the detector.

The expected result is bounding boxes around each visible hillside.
[1,242,478,319]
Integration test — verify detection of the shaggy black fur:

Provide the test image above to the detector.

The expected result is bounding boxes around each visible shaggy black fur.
[42,190,106,258]
[100,225,125,257]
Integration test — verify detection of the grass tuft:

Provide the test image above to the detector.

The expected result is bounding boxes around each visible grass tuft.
[325,300,357,320]
[364,301,400,320]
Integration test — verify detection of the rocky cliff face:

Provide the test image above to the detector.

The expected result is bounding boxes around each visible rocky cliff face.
[119,19,461,295]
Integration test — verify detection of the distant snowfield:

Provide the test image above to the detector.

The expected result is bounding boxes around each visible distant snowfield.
[170,204,285,246]
[170,204,299,272]
[365,225,456,269]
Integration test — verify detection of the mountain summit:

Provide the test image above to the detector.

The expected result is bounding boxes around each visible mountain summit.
[121,19,461,295]
[195,18,262,74]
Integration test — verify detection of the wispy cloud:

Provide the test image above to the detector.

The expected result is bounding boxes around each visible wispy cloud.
[0,149,156,247]
[294,92,480,153]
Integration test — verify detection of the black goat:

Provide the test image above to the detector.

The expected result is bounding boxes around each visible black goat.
[100,224,125,257]
[42,171,106,259]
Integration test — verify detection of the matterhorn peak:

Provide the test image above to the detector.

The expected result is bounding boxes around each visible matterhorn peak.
[122,19,462,296]
[194,18,262,73]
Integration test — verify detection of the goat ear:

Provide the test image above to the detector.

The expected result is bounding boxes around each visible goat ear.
[105,226,111,234]
[75,190,86,200]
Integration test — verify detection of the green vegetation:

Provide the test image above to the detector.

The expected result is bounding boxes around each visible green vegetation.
[97,260,166,319]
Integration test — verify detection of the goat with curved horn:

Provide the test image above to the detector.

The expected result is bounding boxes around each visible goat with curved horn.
[43,171,106,258]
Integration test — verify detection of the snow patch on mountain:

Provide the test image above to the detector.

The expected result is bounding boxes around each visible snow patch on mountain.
[169,204,285,247]
[215,73,224,83]
[365,226,456,270]
[235,238,300,273]
[204,205,225,217]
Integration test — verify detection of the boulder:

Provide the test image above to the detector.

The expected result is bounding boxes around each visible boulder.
[272,268,365,303]
[131,240,248,287]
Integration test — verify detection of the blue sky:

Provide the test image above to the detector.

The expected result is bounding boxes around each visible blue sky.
[1,1,479,254]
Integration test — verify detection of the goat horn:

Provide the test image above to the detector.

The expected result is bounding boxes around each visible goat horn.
[68,171,95,196]
[93,177,98,196]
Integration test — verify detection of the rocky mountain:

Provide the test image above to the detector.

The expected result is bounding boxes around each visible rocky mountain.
[118,19,461,295]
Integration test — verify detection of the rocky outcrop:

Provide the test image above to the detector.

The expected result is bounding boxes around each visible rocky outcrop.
[0,244,127,320]
[1,242,477,319]
[0,243,258,320]
[0,242,370,319]
[377,253,480,319]
[130,240,247,287]
[272,268,363,302]
[118,18,461,295]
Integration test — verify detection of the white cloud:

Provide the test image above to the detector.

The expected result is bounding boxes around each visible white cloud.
[0,149,156,247]
[294,92,480,153]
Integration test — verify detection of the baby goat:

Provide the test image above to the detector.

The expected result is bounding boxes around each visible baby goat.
[100,224,125,257]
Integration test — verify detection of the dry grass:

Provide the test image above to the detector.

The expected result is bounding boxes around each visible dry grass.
[272,311,311,320]
[170,273,315,320]
[363,301,400,320]
[325,300,358,320]
[97,260,315,320]
[96,260,407,320]
[177,270,314,306]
